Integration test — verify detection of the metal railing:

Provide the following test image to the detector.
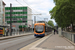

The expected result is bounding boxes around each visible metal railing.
[62,31,75,43]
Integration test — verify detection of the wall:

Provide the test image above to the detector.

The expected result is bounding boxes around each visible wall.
[27,7,32,28]
[0,0,3,25]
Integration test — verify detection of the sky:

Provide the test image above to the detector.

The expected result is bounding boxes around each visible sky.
[3,0,56,25]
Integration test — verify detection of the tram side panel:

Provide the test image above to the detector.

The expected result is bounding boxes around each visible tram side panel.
[45,26,52,35]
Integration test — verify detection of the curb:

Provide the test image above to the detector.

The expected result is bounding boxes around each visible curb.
[0,33,34,40]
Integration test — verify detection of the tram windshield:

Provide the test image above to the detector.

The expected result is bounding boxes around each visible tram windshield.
[35,25,44,33]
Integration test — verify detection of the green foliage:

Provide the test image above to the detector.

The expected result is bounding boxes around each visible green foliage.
[49,0,75,28]
[48,20,54,27]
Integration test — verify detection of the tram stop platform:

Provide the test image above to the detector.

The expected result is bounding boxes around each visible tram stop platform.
[20,33,75,50]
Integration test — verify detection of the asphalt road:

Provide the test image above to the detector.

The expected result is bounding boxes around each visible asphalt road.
[0,35,40,50]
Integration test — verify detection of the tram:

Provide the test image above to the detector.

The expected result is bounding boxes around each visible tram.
[34,23,52,37]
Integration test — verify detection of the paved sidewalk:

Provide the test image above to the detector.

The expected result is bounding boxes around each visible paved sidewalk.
[0,32,34,40]
[20,33,75,50]
[37,34,75,50]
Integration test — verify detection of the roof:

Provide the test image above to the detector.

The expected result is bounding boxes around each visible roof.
[3,1,6,5]
[45,22,52,27]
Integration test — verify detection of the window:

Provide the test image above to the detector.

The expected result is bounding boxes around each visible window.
[35,25,44,33]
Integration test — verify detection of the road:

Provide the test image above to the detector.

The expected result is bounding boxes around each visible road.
[0,35,40,50]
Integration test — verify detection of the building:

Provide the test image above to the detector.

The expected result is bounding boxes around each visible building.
[0,0,6,25]
[5,7,32,32]
[0,1,9,36]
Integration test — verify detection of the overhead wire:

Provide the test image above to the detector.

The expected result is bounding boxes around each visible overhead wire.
[16,0,45,21]
[16,0,40,15]
[16,0,24,6]
[23,0,41,14]
[23,0,45,20]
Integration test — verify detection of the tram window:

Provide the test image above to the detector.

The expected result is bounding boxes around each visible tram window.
[35,25,44,33]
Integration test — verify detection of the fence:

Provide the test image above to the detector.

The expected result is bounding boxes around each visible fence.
[62,31,75,43]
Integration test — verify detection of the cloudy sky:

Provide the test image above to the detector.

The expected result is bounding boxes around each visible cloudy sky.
[3,0,56,25]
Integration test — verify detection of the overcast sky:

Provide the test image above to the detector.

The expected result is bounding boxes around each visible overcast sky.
[3,0,56,25]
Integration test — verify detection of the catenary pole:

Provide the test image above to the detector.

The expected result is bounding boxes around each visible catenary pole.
[10,3,12,35]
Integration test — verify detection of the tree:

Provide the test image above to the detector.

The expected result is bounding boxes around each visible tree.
[49,0,75,31]
[48,20,54,27]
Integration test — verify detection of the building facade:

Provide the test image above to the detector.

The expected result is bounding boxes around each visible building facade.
[0,0,6,25]
[5,7,32,32]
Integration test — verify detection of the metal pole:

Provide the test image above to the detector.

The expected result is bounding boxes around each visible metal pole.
[34,16,36,24]
[10,3,12,36]
[32,20,33,32]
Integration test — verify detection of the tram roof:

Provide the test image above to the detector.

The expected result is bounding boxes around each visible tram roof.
[34,23,45,25]
[45,22,54,28]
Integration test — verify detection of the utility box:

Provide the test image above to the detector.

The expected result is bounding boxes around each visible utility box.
[58,27,62,37]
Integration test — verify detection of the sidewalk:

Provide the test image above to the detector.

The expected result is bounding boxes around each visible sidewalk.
[37,34,75,50]
[0,32,34,40]
[20,33,75,50]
